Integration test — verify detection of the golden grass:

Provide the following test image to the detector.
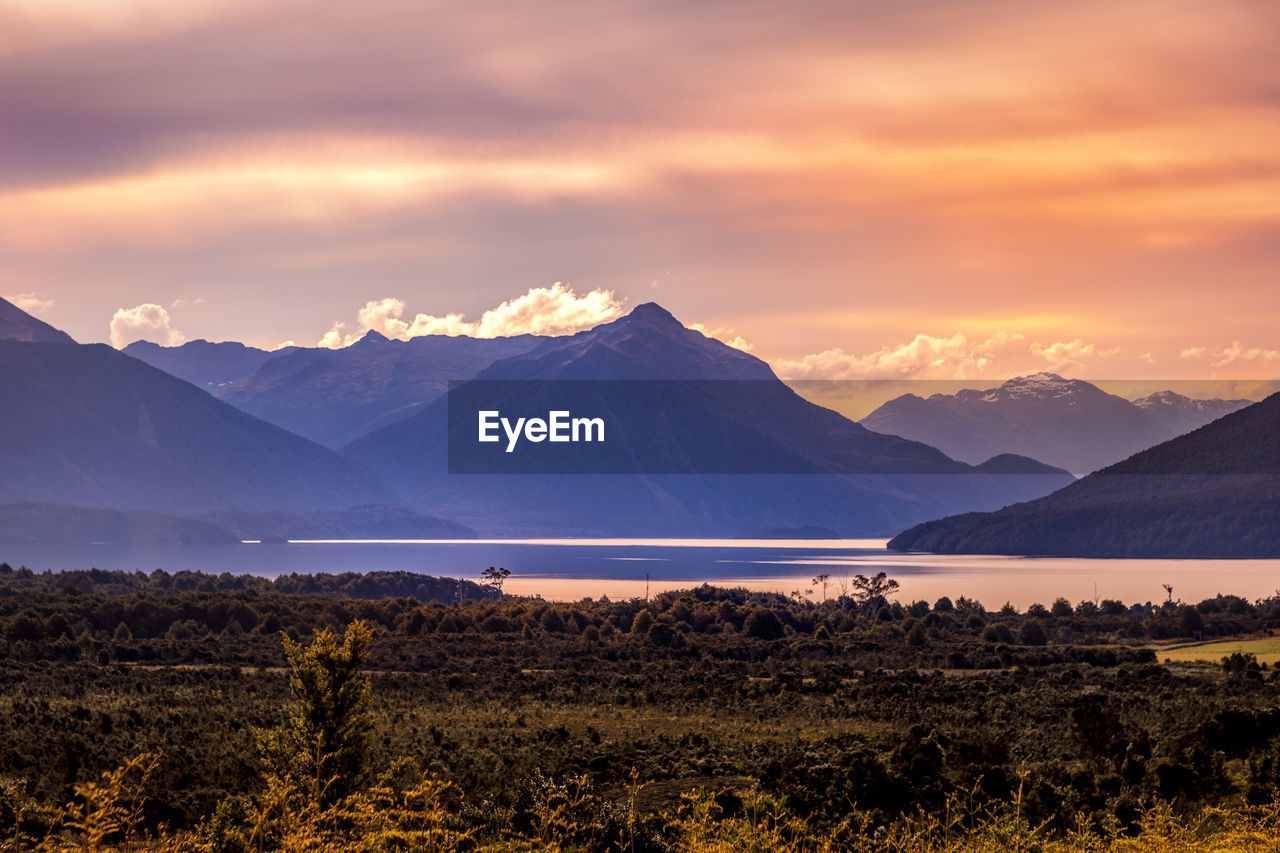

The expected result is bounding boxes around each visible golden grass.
[1157,635,1280,665]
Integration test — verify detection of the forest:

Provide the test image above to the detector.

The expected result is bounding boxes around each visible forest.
[3,563,1280,850]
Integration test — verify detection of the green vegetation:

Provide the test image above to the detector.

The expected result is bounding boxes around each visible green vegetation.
[3,565,1280,849]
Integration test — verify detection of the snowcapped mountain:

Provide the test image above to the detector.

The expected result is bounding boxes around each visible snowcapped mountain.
[863,373,1251,475]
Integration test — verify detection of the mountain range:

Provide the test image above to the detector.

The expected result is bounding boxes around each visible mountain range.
[343,304,1073,536]
[8,292,1266,546]
[0,296,393,516]
[862,373,1251,474]
[127,331,545,448]
[888,391,1280,557]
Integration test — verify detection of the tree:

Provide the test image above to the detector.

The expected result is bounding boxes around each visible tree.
[1019,620,1048,646]
[631,609,654,635]
[813,574,831,603]
[481,566,511,597]
[843,572,900,618]
[259,621,375,805]
[743,609,785,640]
[1179,605,1204,638]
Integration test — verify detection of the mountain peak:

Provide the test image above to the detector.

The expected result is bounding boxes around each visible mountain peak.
[624,302,680,326]
[0,296,76,345]
[356,329,391,344]
[1011,372,1067,384]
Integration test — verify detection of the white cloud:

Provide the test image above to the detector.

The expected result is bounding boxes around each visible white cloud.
[1207,341,1280,368]
[1030,338,1098,370]
[109,303,186,348]
[3,292,55,315]
[688,323,755,352]
[772,331,1024,379]
[317,283,624,348]
[1179,341,1280,368]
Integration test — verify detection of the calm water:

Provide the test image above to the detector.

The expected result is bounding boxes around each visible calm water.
[5,538,1280,608]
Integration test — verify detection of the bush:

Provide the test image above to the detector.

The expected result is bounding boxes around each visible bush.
[1019,620,1048,646]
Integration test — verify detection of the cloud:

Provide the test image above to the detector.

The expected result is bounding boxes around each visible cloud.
[3,292,54,315]
[1030,339,1099,370]
[317,283,624,348]
[688,323,755,352]
[1181,341,1280,368]
[773,331,1024,379]
[109,303,185,348]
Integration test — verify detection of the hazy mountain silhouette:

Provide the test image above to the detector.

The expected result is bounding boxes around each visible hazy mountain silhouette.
[123,339,287,390]
[0,502,236,545]
[129,331,547,448]
[862,373,1250,474]
[0,337,391,514]
[1133,390,1252,436]
[0,296,76,344]
[202,504,476,541]
[888,392,1280,556]
[344,304,1072,536]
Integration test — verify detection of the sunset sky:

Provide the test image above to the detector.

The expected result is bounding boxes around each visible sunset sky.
[3,0,1279,379]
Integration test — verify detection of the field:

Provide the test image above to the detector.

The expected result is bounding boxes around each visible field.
[1156,635,1280,665]
[5,566,1280,849]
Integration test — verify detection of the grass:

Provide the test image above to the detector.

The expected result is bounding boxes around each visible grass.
[1156,635,1280,665]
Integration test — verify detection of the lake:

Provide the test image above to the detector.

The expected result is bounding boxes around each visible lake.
[4,538,1279,608]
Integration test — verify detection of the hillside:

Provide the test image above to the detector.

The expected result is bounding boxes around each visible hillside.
[888,392,1280,556]
[0,297,77,344]
[0,338,390,513]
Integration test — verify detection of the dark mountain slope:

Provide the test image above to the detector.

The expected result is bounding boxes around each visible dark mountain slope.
[0,296,76,344]
[0,502,236,545]
[0,340,389,513]
[888,392,1280,557]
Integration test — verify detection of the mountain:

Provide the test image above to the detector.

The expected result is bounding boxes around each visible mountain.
[344,304,1072,536]
[130,331,547,448]
[888,392,1280,557]
[123,339,287,390]
[861,373,1249,474]
[0,296,76,344]
[202,504,476,541]
[1133,390,1251,436]
[0,337,391,514]
[0,502,236,545]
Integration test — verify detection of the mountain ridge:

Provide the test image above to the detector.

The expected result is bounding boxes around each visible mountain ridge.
[887,392,1280,557]
[862,372,1251,474]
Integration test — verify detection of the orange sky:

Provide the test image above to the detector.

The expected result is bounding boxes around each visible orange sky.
[1,0,1278,379]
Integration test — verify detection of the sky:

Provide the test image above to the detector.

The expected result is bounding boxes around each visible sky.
[2,0,1279,379]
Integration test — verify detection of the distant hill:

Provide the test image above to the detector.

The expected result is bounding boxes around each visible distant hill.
[0,336,391,514]
[888,392,1280,557]
[123,339,287,390]
[345,303,1071,537]
[0,502,235,545]
[130,331,546,448]
[203,504,476,541]
[862,373,1251,474]
[0,296,76,344]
